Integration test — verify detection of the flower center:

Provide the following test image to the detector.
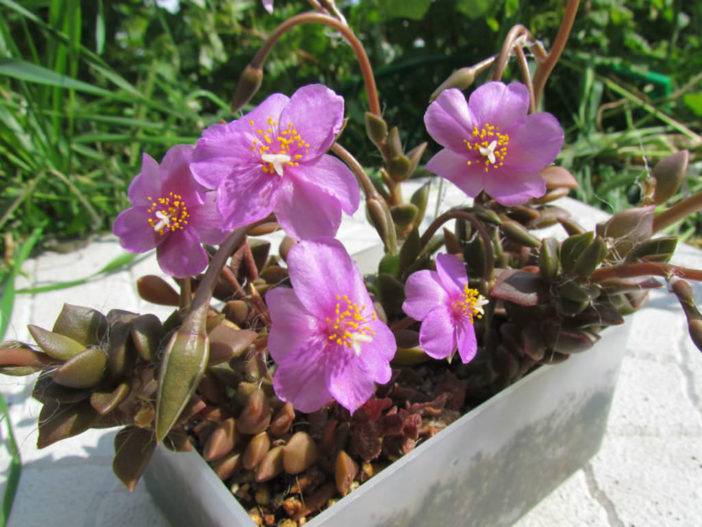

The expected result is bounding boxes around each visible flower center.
[451,284,488,322]
[463,123,510,172]
[250,116,310,177]
[146,192,190,236]
[326,294,377,356]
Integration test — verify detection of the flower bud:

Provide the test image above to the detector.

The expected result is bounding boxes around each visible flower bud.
[231,64,263,114]
[652,150,689,205]
[365,112,388,145]
[155,310,209,443]
[430,67,476,102]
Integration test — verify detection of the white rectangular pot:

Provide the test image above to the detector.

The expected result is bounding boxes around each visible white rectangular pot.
[145,321,631,527]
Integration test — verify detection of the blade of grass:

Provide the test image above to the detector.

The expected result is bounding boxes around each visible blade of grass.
[16,251,142,295]
[0,392,21,527]
[0,59,113,97]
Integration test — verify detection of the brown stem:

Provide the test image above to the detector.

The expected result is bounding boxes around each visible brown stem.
[331,142,380,200]
[515,45,536,113]
[591,262,702,283]
[653,193,702,233]
[190,220,268,314]
[251,13,381,117]
[179,277,192,311]
[532,0,580,107]
[492,25,530,81]
[418,209,495,291]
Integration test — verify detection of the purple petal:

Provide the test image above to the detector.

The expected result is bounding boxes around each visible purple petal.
[159,144,195,182]
[435,253,468,296]
[403,269,448,320]
[191,129,259,190]
[293,154,360,215]
[156,228,209,278]
[326,347,379,414]
[418,304,457,360]
[359,322,396,380]
[286,238,368,319]
[189,192,228,245]
[274,176,341,240]
[262,0,273,13]
[113,207,157,253]
[279,84,344,157]
[503,112,564,172]
[456,317,478,364]
[424,88,475,152]
[265,287,319,363]
[425,149,485,199]
[216,166,279,229]
[127,153,161,207]
[468,82,529,129]
[484,169,547,207]
[273,342,332,414]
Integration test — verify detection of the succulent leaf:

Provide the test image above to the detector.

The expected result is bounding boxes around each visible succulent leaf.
[112,426,156,492]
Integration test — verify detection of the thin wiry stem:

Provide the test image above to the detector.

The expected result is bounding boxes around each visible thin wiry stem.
[532,0,580,107]
[251,13,380,117]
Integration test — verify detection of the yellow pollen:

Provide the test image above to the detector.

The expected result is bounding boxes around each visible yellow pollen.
[452,284,488,323]
[146,192,190,235]
[250,117,309,177]
[464,122,509,171]
[325,294,377,356]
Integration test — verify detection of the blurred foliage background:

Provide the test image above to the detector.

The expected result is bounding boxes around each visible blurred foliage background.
[1,0,701,265]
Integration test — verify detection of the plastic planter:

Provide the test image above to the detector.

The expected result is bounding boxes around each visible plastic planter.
[145,318,630,526]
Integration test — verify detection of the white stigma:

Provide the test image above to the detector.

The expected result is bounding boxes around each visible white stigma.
[473,295,489,316]
[152,210,170,232]
[261,153,291,177]
[479,140,498,164]
[350,333,373,356]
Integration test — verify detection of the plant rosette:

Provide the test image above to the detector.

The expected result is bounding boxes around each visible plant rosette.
[2,1,702,526]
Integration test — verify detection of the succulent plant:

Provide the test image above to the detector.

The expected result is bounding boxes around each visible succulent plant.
[2,1,702,525]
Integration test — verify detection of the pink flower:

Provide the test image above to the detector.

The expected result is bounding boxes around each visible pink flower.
[190,84,359,240]
[402,254,488,363]
[113,145,227,278]
[266,238,396,414]
[262,0,273,13]
[424,82,564,206]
